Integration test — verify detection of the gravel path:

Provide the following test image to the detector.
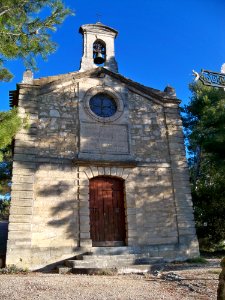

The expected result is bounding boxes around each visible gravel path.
[0,259,220,300]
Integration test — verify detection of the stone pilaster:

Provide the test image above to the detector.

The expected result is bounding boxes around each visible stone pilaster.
[77,167,92,248]
[6,84,39,268]
[164,101,199,257]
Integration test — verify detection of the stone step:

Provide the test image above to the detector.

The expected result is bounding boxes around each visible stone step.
[66,257,164,269]
[66,261,119,268]
[90,246,162,257]
[61,248,166,275]
[82,254,163,262]
[90,246,137,255]
[66,260,140,268]
[66,259,130,268]
[57,266,72,274]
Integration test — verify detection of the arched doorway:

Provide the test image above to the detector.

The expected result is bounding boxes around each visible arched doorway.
[89,176,126,246]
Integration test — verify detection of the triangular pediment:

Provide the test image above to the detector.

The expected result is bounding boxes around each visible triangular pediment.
[14,67,180,106]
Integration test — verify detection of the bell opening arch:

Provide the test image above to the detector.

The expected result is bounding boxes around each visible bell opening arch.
[93,39,106,66]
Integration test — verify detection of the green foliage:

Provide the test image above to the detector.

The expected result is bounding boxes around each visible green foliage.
[0,108,23,202]
[183,82,225,250]
[0,199,10,220]
[0,158,11,195]
[0,264,29,274]
[192,161,225,250]
[185,257,208,264]
[0,0,73,81]
[0,107,32,203]
[0,108,21,161]
[183,83,225,160]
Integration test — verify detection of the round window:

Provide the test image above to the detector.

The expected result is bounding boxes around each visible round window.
[89,93,117,118]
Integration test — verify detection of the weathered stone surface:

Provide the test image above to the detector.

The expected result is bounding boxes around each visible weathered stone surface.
[6,23,199,270]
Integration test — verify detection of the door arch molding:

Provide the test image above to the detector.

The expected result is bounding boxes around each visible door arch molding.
[77,165,137,247]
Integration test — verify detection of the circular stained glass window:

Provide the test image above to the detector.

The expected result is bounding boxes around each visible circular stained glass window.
[90,93,117,118]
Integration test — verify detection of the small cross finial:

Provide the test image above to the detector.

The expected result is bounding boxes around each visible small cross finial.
[96,13,102,23]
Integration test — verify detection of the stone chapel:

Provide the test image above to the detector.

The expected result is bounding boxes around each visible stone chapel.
[6,22,199,270]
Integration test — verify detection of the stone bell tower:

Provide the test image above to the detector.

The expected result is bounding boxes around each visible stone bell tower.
[79,22,118,72]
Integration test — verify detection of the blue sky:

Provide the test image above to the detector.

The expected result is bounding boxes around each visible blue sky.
[1,0,225,111]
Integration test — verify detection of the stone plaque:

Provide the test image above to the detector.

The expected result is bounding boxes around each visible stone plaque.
[80,122,129,154]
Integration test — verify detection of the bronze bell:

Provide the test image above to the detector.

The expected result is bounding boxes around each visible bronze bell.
[94,52,105,64]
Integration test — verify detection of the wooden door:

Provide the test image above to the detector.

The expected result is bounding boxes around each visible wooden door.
[89,176,126,246]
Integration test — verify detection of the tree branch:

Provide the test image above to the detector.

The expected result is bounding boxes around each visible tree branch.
[0,7,11,17]
[0,0,29,17]
[0,30,38,37]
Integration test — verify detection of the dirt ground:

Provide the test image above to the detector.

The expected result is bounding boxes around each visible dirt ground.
[0,259,221,300]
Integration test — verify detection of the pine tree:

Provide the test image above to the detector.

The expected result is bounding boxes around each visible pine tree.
[0,108,22,207]
[0,108,21,160]
[0,1,73,219]
[0,0,73,81]
[0,198,10,220]
[183,82,225,250]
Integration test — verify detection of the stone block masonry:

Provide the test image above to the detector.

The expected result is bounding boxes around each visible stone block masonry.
[6,22,199,269]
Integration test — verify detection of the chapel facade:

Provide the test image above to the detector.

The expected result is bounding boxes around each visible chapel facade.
[6,23,199,269]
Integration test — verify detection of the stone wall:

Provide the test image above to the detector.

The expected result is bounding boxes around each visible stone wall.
[6,79,81,268]
[33,163,78,248]
[128,166,178,246]
[37,82,78,158]
[128,92,169,162]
